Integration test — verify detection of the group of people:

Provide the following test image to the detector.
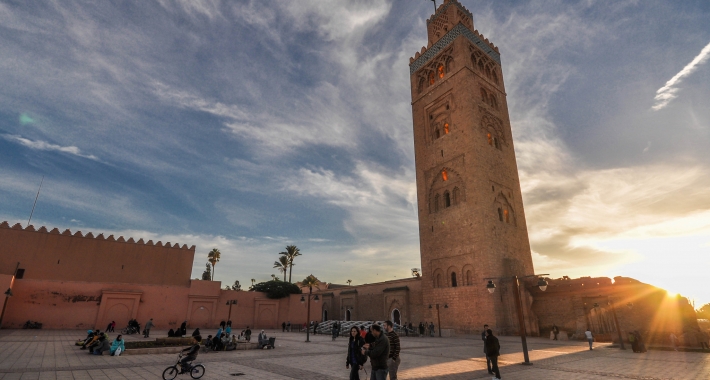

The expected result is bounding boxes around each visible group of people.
[76,329,125,356]
[417,322,436,337]
[345,321,400,380]
[281,321,293,332]
[168,321,188,338]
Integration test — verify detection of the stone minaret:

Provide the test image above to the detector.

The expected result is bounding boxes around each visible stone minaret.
[409,0,536,334]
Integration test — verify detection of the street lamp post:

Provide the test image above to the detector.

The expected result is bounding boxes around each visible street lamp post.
[300,286,319,343]
[485,274,549,365]
[226,300,238,324]
[0,262,20,329]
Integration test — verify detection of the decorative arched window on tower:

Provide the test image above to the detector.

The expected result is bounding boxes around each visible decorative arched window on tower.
[487,133,493,146]
[478,60,485,72]
[492,71,499,84]
[418,77,425,93]
[452,187,460,205]
[441,169,448,181]
[466,270,473,286]
[443,122,450,134]
[504,209,510,223]
[481,88,488,104]
[435,273,442,288]
[498,207,503,221]
[444,191,451,208]
[429,72,436,85]
[490,95,498,109]
[434,194,440,213]
[438,64,445,79]
[451,272,458,287]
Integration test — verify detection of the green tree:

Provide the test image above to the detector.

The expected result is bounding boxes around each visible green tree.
[231,280,242,291]
[274,256,289,281]
[250,280,301,299]
[201,263,211,280]
[207,248,221,281]
[697,303,710,319]
[279,245,301,283]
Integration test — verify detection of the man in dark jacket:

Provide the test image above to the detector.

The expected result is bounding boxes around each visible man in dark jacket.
[362,324,389,380]
[485,329,501,380]
[91,335,111,355]
[482,324,493,375]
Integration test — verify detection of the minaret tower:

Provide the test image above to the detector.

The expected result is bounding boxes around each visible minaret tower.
[409,0,536,333]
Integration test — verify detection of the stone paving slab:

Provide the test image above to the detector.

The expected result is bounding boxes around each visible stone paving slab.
[0,329,708,379]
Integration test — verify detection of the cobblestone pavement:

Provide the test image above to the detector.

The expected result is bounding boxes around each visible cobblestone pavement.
[0,329,708,379]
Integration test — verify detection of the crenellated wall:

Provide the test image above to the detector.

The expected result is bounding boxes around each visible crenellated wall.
[0,221,195,287]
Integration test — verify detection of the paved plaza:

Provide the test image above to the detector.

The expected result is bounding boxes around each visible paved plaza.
[0,329,708,379]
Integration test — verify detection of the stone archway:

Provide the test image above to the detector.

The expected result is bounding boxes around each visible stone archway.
[323,309,328,322]
[392,309,401,325]
[190,306,210,328]
[106,303,130,329]
[345,309,351,321]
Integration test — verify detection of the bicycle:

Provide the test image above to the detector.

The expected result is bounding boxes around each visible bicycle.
[162,353,205,380]
[120,326,139,335]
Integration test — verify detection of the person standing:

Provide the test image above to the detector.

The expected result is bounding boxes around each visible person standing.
[552,324,559,340]
[419,322,424,337]
[287,321,291,332]
[245,326,252,342]
[282,322,286,332]
[384,321,401,380]
[485,329,501,380]
[143,318,154,338]
[362,324,389,380]
[346,326,366,380]
[482,324,493,375]
[585,328,594,350]
[332,321,340,341]
[314,321,319,335]
[429,322,435,337]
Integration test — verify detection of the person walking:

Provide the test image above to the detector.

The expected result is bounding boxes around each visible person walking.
[143,318,154,338]
[482,324,493,375]
[585,328,594,350]
[362,324,389,380]
[346,326,366,380]
[485,329,501,380]
[384,320,401,380]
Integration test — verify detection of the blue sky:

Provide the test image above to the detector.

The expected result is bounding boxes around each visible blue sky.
[1,0,709,305]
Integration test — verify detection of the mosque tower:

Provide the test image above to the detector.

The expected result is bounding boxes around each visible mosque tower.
[409,0,537,333]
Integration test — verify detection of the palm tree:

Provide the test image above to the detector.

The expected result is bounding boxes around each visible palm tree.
[279,245,301,283]
[207,248,221,281]
[274,256,289,282]
[347,279,352,286]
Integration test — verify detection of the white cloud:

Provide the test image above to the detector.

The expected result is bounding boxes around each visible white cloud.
[652,41,710,111]
[2,134,98,160]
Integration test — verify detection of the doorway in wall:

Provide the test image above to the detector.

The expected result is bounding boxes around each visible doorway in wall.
[392,309,401,325]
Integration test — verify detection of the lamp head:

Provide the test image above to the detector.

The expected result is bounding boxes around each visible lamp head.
[314,295,320,303]
[537,277,548,292]
[486,280,496,294]
[300,295,305,304]
[4,288,12,297]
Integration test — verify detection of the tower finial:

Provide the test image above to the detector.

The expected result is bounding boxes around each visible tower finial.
[431,0,437,13]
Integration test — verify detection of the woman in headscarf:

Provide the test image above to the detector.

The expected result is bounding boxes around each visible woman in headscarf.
[110,334,125,356]
[191,328,201,337]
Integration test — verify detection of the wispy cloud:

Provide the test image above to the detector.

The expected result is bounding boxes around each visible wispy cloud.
[2,134,98,160]
[652,41,710,111]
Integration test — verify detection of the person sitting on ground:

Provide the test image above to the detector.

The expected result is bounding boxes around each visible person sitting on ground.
[180,321,187,337]
[203,335,213,351]
[110,334,125,356]
[81,330,101,350]
[220,333,230,350]
[179,335,201,373]
[226,334,237,351]
[212,334,223,351]
[77,330,93,346]
[168,328,176,337]
[257,330,269,349]
[92,335,111,355]
[191,328,201,337]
